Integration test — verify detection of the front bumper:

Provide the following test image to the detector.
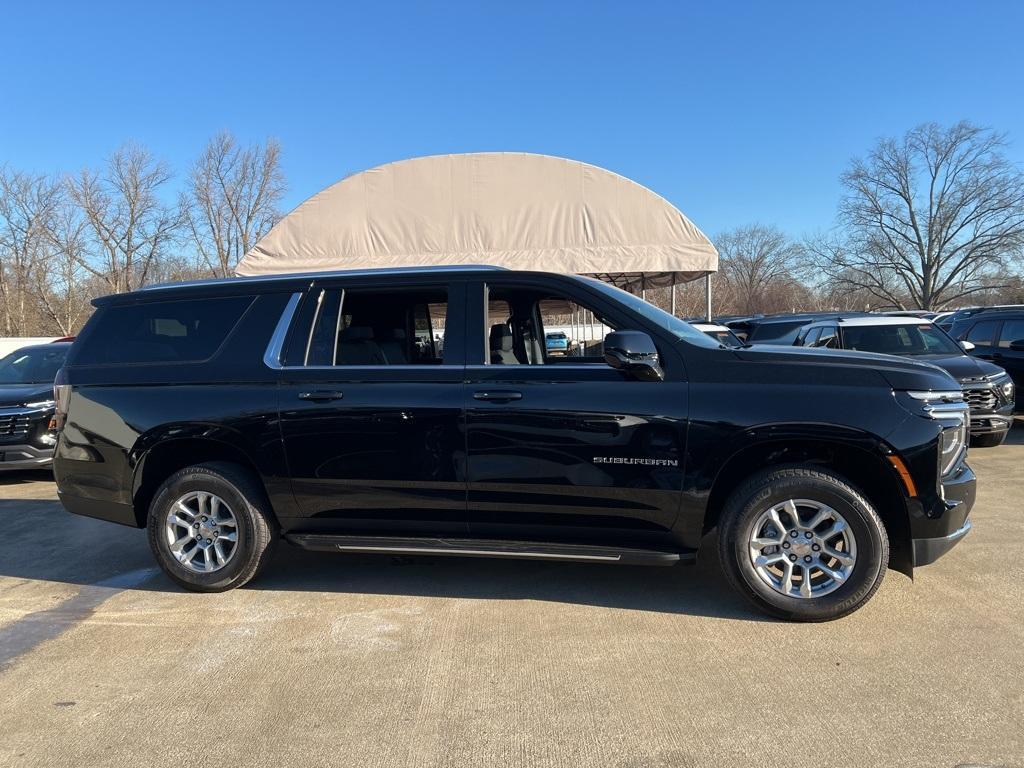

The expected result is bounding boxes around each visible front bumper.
[911,461,976,567]
[968,406,1013,436]
[913,520,972,566]
[0,443,54,470]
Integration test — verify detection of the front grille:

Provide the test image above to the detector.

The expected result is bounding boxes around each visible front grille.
[0,414,32,438]
[963,387,997,412]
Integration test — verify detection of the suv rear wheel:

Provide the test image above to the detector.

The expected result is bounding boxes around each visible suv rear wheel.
[718,466,888,621]
[146,462,278,592]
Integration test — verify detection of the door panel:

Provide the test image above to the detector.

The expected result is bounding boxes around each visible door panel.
[277,280,468,536]
[465,365,688,545]
[996,319,1024,392]
[279,370,467,535]
[462,277,689,547]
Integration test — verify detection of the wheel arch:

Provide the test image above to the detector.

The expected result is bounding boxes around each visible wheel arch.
[130,436,273,528]
[702,434,914,575]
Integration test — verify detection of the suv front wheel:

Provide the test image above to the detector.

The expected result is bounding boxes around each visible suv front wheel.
[146,462,278,592]
[718,466,889,621]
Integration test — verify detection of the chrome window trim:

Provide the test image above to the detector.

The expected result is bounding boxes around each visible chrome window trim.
[263,292,303,370]
[332,289,346,366]
[464,364,609,371]
[276,364,466,371]
[303,289,326,366]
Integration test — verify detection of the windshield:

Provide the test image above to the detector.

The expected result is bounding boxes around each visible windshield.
[0,346,68,384]
[843,324,963,356]
[579,278,721,348]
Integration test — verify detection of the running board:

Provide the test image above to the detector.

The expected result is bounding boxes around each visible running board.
[284,534,692,566]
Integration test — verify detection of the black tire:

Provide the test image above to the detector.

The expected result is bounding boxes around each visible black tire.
[718,465,889,622]
[146,462,278,592]
[970,431,1007,448]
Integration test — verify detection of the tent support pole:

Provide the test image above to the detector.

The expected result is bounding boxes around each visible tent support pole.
[704,274,712,322]
[671,284,676,317]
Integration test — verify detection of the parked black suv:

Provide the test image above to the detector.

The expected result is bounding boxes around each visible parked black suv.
[54,267,976,621]
[725,312,869,345]
[794,316,1015,446]
[0,342,70,469]
[951,310,1024,403]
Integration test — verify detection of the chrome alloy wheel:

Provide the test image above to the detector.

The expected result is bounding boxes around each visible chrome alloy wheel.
[164,491,239,573]
[747,499,857,599]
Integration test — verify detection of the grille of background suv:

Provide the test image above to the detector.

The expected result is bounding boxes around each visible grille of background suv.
[0,413,32,438]
[963,388,997,411]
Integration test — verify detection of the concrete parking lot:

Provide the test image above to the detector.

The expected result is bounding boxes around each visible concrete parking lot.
[1,424,1022,768]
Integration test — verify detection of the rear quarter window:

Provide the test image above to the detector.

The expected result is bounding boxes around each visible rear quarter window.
[73,296,254,365]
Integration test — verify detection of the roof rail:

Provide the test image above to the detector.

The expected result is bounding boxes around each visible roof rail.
[139,264,509,292]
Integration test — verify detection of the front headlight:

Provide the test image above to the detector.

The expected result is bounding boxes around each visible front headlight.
[939,420,968,475]
[897,390,969,476]
[990,374,1014,400]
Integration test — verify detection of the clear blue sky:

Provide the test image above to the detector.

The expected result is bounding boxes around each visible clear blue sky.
[3,0,1023,239]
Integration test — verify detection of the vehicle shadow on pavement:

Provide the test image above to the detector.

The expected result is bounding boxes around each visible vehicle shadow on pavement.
[0,494,764,620]
[250,534,768,622]
[0,481,765,620]
[0,469,55,486]
[0,498,163,589]
[1004,417,1024,445]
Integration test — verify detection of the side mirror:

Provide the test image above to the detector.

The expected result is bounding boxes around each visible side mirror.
[1009,340,1024,352]
[960,340,976,351]
[603,330,664,382]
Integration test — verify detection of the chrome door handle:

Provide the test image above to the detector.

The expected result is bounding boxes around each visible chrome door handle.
[298,391,344,401]
[473,391,523,402]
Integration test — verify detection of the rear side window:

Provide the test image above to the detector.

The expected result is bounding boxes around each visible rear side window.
[75,296,253,365]
[998,319,1024,348]
[814,326,838,348]
[287,287,449,366]
[802,328,822,347]
[750,323,803,344]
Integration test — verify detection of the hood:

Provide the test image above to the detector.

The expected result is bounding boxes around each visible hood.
[735,345,959,392]
[0,383,55,408]
[917,353,1005,383]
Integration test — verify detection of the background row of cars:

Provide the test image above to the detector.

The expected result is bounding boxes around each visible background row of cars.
[1,306,1020,473]
[693,306,1023,447]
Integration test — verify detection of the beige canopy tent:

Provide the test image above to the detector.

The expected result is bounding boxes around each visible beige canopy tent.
[237,152,717,314]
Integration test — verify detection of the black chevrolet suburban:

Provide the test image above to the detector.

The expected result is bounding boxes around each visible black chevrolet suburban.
[53,267,976,621]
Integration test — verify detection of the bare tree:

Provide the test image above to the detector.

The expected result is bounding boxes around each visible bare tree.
[35,200,92,335]
[0,168,63,335]
[715,224,806,315]
[184,132,285,277]
[67,143,181,293]
[815,122,1024,310]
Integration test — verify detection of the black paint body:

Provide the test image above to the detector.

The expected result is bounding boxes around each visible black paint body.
[54,269,976,569]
